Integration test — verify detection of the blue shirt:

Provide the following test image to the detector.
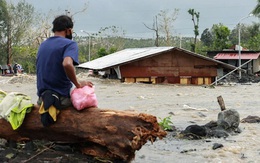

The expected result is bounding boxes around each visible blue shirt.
[36,36,79,97]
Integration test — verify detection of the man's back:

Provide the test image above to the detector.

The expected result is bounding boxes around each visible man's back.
[36,36,79,97]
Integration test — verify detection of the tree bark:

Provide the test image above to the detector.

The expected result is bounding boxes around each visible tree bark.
[0,106,167,162]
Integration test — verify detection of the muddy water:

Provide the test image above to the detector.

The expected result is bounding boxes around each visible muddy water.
[1,75,260,163]
[133,123,260,163]
[94,81,260,163]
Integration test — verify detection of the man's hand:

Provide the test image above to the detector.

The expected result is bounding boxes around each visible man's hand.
[79,81,94,88]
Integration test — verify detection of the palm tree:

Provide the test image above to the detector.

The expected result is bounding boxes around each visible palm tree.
[252,0,260,17]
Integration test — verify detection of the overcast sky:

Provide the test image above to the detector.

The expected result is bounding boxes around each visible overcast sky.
[11,0,260,38]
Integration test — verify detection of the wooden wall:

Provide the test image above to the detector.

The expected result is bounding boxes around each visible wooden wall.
[120,50,217,85]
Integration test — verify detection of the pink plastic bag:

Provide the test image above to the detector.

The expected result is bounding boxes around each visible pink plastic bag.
[71,85,98,110]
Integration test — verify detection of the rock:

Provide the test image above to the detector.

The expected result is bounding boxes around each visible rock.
[24,141,36,154]
[208,129,229,138]
[179,109,241,140]
[212,143,224,150]
[0,147,18,162]
[241,115,260,123]
[7,140,17,149]
[180,125,207,139]
[0,139,7,147]
[180,149,196,153]
[204,121,218,128]
[217,109,240,130]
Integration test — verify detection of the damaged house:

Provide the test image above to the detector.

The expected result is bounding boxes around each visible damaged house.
[207,46,260,75]
[77,47,236,85]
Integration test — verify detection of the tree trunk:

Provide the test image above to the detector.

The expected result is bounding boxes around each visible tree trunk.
[0,106,167,162]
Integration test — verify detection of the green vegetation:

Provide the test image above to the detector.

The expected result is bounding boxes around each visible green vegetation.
[159,115,173,131]
[252,0,260,17]
[188,8,200,52]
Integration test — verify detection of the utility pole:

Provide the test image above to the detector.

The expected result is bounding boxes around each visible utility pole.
[237,13,253,79]
[80,30,91,62]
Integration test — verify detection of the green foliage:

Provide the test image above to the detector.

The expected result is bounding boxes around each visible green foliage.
[0,0,36,64]
[109,47,117,54]
[241,23,260,50]
[194,41,208,56]
[77,43,88,63]
[97,48,108,58]
[248,33,260,50]
[219,23,260,51]
[96,26,126,50]
[211,23,231,50]
[0,0,8,29]
[11,45,37,73]
[201,28,213,47]
[188,8,200,52]
[252,0,260,17]
[0,0,8,63]
[124,38,155,48]
[159,116,173,131]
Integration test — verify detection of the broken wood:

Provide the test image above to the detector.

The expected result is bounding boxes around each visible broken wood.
[0,106,166,162]
[217,96,226,111]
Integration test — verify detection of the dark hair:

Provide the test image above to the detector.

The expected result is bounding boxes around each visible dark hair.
[52,15,73,32]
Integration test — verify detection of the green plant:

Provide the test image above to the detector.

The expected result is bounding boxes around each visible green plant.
[159,115,173,131]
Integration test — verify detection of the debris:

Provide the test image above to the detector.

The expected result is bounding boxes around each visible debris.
[180,125,207,139]
[180,149,196,153]
[182,104,208,111]
[241,115,260,123]
[217,96,226,111]
[212,143,223,150]
[180,109,241,139]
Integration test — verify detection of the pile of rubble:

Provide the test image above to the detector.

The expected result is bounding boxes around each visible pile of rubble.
[219,73,260,85]
[4,74,36,84]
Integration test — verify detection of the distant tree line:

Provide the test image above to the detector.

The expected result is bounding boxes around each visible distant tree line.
[0,0,260,74]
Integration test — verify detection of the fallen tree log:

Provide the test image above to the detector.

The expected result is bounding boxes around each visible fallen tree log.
[0,106,167,162]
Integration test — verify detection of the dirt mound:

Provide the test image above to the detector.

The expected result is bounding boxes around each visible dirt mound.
[7,75,36,84]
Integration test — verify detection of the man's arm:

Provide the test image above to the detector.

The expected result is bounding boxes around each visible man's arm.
[63,56,81,88]
[63,57,93,88]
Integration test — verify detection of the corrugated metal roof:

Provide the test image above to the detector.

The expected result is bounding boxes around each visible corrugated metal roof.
[77,47,174,70]
[77,47,236,70]
[214,53,260,60]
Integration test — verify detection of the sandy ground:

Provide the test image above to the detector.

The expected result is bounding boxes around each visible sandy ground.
[1,73,260,163]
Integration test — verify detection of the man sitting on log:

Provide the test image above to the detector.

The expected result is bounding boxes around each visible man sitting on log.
[36,15,93,126]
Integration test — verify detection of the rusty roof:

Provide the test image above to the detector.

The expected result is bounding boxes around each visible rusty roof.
[77,47,236,70]
[214,53,260,60]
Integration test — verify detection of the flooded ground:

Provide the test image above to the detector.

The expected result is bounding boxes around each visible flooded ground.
[1,74,260,163]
